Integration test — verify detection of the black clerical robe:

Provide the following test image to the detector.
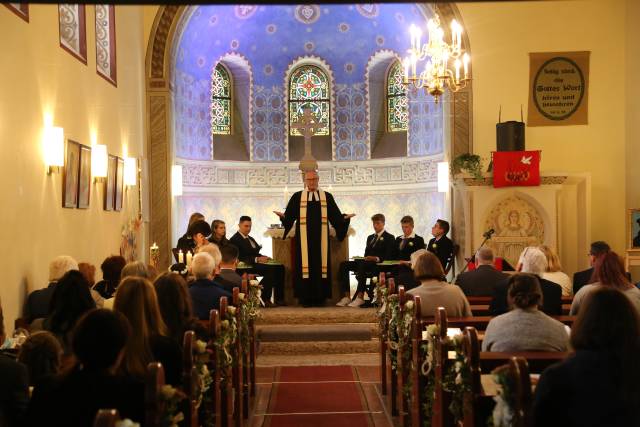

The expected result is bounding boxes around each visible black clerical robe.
[281,190,350,305]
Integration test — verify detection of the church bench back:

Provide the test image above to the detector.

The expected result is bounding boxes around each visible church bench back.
[145,362,165,427]
[230,288,244,427]
[93,409,120,427]
[479,351,568,373]
[182,330,198,427]
[208,309,224,427]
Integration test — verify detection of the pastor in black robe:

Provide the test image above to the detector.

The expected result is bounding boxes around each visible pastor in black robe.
[281,190,350,306]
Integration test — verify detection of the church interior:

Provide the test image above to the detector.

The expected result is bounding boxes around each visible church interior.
[1,1,640,426]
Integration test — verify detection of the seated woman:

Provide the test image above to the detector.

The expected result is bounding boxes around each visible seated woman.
[533,287,640,426]
[31,270,96,355]
[209,219,231,248]
[539,245,572,296]
[113,276,182,386]
[92,255,126,299]
[17,331,62,387]
[153,272,209,344]
[570,251,640,315]
[482,274,569,352]
[27,309,144,426]
[407,251,472,317]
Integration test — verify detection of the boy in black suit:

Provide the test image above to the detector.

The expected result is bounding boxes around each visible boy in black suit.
[229,216,285,307]
[427,219,454,274]
[337,213,396,307]
[393,215,426,290]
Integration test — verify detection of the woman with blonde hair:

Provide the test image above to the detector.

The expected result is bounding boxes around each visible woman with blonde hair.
[113,277,182,385]
[407,251,472,317]
[538,245,572,296]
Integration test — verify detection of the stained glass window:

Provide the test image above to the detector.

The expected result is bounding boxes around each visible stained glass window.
[211,63,232,135]
[387,61,408,132]
[289,65,330,136]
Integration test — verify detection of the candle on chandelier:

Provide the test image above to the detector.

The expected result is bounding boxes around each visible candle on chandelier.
[403,57,411,82]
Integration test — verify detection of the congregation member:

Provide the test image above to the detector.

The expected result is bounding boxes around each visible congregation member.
[533,287,640,426]
[27,309,145,426]
[188,252,232,320]
[23,255,78,324]
[337,213,396,307]
[0,303,28,427]
[209,219,231,248]
[92,255,126,299]
[197,243,222,265]
[113,277,182,386]
[408,251,472,317]
[539,245,573,296]
[121,260,153,280]
[153,272,208,345]
[490,247,562,316]
[570,251,640,315]
[17,331,63,387]
[216,244,243,292]
[427,219,454,273]
[572,240,610,294]
[392,215,426,291]
[31,270,96,355]
[188,219,213,253]
[230,216,285,307]
[455,247,509,296]
[482,274,569,352]
[176,212,206,253]
[78,262,104,308]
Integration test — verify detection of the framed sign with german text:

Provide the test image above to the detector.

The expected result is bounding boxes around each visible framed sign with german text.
[528,51,590,126]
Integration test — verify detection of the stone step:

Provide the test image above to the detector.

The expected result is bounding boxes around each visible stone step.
[256,353,379,367]
[257,323,377,342]
[258,339,380,356]
[257,306,378,325]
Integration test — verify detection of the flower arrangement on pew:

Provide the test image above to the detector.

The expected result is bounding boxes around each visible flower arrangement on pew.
[159,384,187,427]
[397,299,416,404]
[387,293,400,370]
[488,365,516,427]
[194,340,214,408]
[420,324,439,427]
[214,306,238,372]
[442,332,472,424]
[247,279,263,319]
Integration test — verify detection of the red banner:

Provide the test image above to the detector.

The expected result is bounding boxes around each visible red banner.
[492,150,541,188]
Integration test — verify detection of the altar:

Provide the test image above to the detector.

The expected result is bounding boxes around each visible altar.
[265,226,352,306]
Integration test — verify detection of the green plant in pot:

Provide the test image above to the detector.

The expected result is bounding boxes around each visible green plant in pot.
[451,154,483,179]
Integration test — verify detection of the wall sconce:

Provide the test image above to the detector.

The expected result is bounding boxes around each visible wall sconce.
[43,126,64,174]
[92,144,108,183]
[437,161,449,192]
[172,164,183,196]
[124,157,137,186]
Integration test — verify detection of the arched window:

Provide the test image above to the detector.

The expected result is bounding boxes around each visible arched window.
[386,61,408,132]
[211,63,232,135]
[289,65,330,136]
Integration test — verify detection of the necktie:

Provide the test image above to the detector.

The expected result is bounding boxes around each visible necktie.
[371,234,379,247]
[400,237,408,250]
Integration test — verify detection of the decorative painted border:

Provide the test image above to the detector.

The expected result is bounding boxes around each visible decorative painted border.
[178,155,442,189]
[4,3,29,22]
[95,4,117,86]
[58,4,87,65]
[456,175,568,187]
[283,55,337,161]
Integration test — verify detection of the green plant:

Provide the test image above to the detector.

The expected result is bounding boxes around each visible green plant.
[451,153,483,179]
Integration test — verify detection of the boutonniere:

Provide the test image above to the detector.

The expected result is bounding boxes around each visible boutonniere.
[432,243,437,249]
[409,241,414,247]
[380,237,384,241]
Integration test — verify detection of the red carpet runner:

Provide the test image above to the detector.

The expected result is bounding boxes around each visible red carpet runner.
[257,366,388,427]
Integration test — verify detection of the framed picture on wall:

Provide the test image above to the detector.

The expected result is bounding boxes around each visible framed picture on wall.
[77,144,91,208]
[114,156,124,211]
[629,209,640,249]
[104,155,116,211]
[62,140,80,208]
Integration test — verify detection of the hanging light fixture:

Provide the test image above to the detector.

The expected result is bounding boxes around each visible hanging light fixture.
[403,14,471,103]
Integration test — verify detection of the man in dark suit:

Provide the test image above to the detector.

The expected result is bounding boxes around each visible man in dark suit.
[229,216,285,307]
[188,252,232,320]
[490,247,562,316]
[0,304,29,426]
[427,219,454,274]
[337,213,396,307]
[215,244,242,292]
[455,247,509,296]
[572,241,609,295]
[393,215,426,290]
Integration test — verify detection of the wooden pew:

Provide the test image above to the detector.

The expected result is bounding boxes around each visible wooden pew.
[242,274,258,399]
[145,362,165,427]
[213,299,234,427]
[206,309,224,427]
[408,295,423,427]
[377,272,388,396]
[384,278,399,416]
[182,330,199,427]
[397,286,412,427]
[479,351,567,374]
[433,307,455,427]
[93,409,120,427]
[231,288,244,427]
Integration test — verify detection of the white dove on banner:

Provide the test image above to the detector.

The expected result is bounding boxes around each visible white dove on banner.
[520,155,532,165]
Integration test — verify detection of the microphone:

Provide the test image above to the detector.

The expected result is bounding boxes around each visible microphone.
[483,228,495,239]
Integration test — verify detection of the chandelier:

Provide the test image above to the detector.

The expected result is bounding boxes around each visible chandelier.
[402,14,470,103]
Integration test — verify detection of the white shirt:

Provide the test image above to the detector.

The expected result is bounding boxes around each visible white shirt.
[307,191,320,201]
[542,271,573,296]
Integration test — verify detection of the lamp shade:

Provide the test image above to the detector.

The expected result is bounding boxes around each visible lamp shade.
[172,164,183,196]
[92,144,108,178]
[124,157,137,186]
[44,126,64,168]
[437,161,449,192]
